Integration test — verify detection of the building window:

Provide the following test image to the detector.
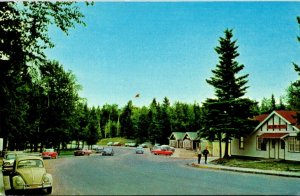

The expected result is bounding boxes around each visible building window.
[288,137,300,152]
[272,140,276,149]
[257,137,267,151]
[239,137,244,149]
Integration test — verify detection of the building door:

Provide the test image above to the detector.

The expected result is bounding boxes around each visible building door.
[269,139,276,159]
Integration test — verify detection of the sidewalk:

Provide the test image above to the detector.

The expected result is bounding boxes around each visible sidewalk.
[0,169,4,195]
[172,148,300,178]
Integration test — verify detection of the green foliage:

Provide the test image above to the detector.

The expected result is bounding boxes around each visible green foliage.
[202,29,257,158]
[132,106,149,144]
[97,98,203,146]
[206,29,249,101]
[287,16,300,125]
[86,107,101,145]
[0,2,87,150]
[120,101,134,139]
[259,94,287,114]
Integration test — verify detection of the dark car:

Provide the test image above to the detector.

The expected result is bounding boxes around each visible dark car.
[135,146,144,154]
[102,147,114,156]
[94,146,104,153]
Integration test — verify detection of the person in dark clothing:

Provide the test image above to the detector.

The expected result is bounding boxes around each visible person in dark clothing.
[202,146,209,164]
[197,147,202,164]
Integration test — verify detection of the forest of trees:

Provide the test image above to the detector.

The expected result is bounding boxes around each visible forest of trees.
[1,2,300,157]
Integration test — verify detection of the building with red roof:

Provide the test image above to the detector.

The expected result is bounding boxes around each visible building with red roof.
[231,110,300,161]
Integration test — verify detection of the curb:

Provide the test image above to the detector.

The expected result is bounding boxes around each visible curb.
[188,163,300,178]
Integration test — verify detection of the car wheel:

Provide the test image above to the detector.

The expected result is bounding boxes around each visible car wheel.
[46,187,52,194]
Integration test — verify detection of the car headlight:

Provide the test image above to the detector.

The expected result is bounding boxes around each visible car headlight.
[43,175,50,183]
[15,176,25,186]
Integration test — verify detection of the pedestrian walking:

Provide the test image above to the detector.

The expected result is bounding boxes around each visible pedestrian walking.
[197,146,202,164]
[202,146,209,164]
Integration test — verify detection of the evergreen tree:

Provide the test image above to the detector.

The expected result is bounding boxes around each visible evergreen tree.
[288,16,300,139]
[120,101,134,139]
[278,96,287,110]
[202,29,257,158]
[86,107,101,147]
[260,95,276,114]
[132,106,149,144]
[191,103,202,132]
[147,99,160,144]
[159,97,172,145]
[271,94,276,111]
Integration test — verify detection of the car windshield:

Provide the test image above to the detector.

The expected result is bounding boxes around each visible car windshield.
[5,154,16,160]
[44,149,54,152]
[17,159,44,169]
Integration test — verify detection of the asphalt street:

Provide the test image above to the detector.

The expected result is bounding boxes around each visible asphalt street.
[46,147,300,195]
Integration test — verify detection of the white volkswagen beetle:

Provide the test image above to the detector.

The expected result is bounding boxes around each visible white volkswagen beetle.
[3,156,53,194]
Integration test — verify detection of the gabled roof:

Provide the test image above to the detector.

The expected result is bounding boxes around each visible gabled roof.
[276,110,298,125]
[254,113,269,123]
[185,132,199,140]
[252,110,299,133]
[169,132,185,140]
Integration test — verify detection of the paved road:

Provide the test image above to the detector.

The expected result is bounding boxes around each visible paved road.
[45,147,300,195]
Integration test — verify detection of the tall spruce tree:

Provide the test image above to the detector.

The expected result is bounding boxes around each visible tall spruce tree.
[288,16,300,139]
[202,29,257,158]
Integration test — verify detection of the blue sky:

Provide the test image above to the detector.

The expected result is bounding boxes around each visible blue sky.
[46,2,300,108]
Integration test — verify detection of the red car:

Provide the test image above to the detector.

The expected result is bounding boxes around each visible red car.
[151,148,174,156]
[42,148,58,159]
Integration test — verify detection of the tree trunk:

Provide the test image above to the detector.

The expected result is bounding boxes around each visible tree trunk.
[76,139,80,149]
[223,137,230,159]
[219,138,222,159]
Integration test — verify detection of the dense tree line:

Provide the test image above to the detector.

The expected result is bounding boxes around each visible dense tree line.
[97,98,202,145]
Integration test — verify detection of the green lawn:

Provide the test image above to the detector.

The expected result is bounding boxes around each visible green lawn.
[211,158,300,172]
[97,137,135,146]
[59,149,75,156]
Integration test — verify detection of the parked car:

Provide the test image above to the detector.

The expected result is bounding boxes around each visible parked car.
[135,146,144,154]
[113,142,122,146]
[125,142,137,147]
[2,152,40,172]
[94,146,104,153]
[140,143,148,148]
[41,148,58,159]
[74,148,92,156]
[3,156,53,194]
[161,145,175,152]
[2,152,24,171]
[102,147,114,156]
[151,147,174,156]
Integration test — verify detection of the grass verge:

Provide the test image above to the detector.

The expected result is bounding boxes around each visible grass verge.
[211,158,300,172]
